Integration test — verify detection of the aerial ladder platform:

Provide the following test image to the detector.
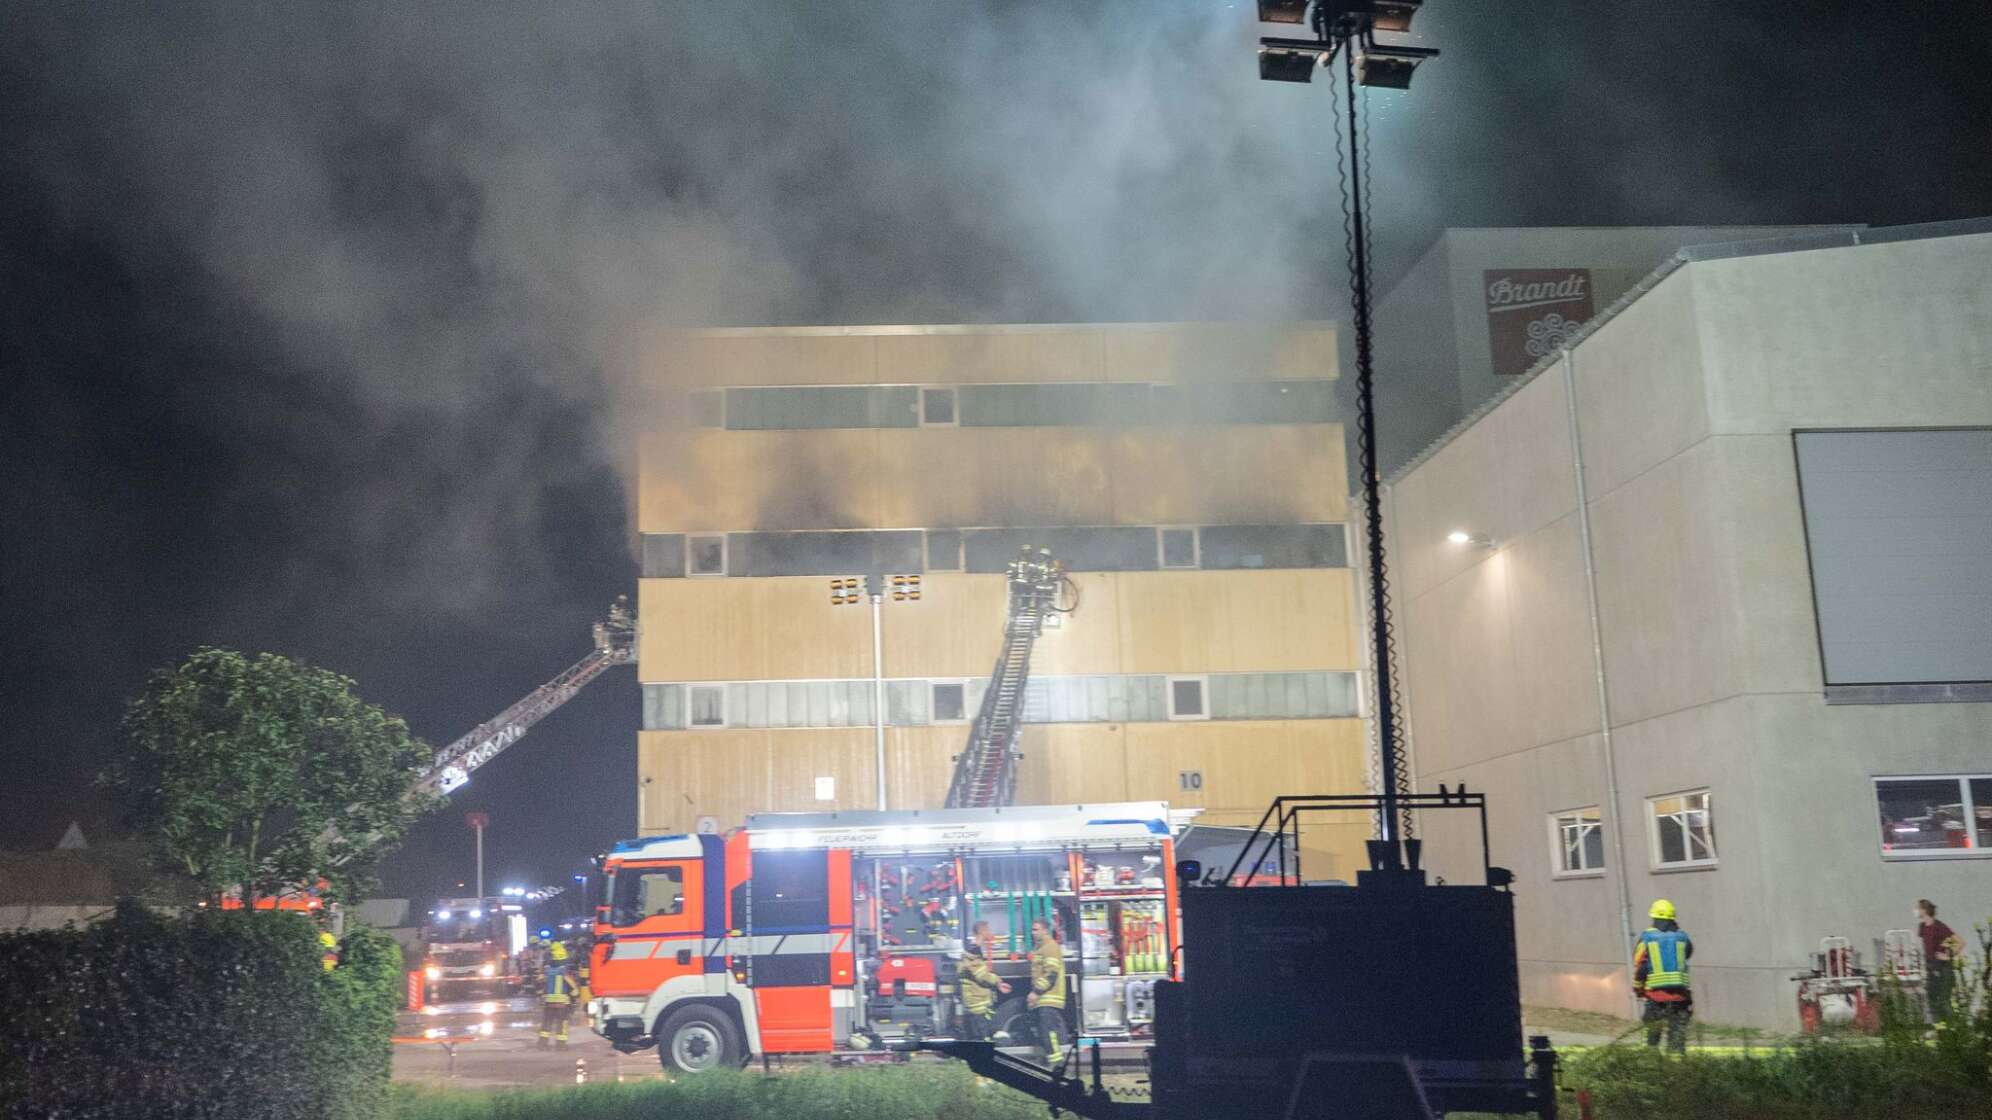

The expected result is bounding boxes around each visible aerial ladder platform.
[413,597,636,798]
[944,548,1072,809]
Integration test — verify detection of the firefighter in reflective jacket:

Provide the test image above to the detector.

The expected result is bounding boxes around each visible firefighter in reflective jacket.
[1027,917,1067,1066]
[958,920,1011,1041]
[1633,899,1694,1054]
[539,941,577,1049]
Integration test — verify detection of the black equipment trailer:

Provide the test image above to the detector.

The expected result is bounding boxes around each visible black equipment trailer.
[916,791,1559,1120]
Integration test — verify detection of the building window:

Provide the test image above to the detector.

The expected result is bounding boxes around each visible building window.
[1158,527,1200,569]
[1876,775,1991,858]
[1647,790,1716,870]
[926,530,963,572]
[920,387,958,427]
[687,534,727,577]
[1549,807,1606,877]
[688,684,727,728]
[931,681,968,723]
[1167,676,1208,721]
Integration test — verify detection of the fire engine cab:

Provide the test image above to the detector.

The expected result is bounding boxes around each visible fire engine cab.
[588,802,1182,1072]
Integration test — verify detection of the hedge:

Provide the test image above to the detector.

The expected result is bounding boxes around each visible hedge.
[0,901,403,1120]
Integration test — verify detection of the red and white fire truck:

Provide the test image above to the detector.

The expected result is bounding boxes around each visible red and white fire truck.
[587,802,1183,1072]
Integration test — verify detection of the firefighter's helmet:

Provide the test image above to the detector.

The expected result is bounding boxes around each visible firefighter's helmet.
[549,940,570,962]
[1649,898,1677,921]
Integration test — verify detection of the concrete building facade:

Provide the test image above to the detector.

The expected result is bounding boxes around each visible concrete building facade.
[631,323,1376,879]
[1382,220,1992,1028]
[1366,225,1861,478]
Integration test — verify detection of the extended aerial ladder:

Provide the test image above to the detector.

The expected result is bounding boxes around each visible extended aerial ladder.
[413,597,636,798]
[944,548,1074,809]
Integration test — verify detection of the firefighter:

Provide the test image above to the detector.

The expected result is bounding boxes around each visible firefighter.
[1026,917,1067,1067]
[539,939,577,1048]
[1633,899,1694,1054]
[958,920,1011,1041]
[319,930,339,972]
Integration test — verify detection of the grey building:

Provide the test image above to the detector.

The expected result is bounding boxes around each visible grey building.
[1363,225,1862,478]
[1377,219,1992,1029]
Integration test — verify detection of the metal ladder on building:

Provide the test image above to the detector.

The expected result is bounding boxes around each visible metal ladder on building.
[945,549,1070,809]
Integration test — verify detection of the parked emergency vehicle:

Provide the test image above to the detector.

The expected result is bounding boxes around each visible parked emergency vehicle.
[419,897,526,1002]
[588,802,1182,1072]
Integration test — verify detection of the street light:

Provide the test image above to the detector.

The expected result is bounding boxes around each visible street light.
[1251,0,1438,872]
[831,573,923,810]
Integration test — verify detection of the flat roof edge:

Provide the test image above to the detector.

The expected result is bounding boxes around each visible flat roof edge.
[652,320,1336,339]
[1384,216,1992,485]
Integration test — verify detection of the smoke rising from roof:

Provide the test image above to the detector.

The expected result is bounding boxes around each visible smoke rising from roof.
[5,1,1386,615]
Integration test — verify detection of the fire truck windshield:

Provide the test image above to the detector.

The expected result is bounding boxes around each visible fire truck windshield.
[429,948,491,967]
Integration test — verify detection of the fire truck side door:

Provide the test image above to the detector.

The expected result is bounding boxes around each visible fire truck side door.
[597,860,705,997]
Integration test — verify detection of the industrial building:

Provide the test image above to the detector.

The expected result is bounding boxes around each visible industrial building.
[1364,225,1862,477]
[1383,219,1992,1028]
[630,323,1376,879]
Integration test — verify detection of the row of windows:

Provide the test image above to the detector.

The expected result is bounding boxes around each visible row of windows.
[1545,775,1991,880]
[690,380,1338,431]
[641,671,1359,731]
[1546,790,1719,879]
[641,524,1348,578]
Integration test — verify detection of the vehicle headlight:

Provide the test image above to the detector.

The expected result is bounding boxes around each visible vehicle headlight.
[424,966,440,980]
[478,963,496,978]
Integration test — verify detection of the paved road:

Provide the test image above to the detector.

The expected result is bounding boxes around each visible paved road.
[394,994,667,1089]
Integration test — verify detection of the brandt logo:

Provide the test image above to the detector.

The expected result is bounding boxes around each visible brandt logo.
[1485,272,1589,312]
[1484,268,1596,376]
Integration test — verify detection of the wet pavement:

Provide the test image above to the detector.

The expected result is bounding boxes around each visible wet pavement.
[393,994,667,1088]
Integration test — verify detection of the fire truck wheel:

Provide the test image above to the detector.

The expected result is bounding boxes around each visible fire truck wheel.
[656,1005,742,1074]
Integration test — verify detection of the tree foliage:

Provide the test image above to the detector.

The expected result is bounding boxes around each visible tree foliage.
[105,647,438,902]
[0,903,404,1120]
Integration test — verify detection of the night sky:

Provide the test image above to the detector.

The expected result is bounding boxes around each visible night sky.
[4,2,1989,904]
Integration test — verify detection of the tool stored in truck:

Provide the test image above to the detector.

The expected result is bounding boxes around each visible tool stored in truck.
[586,802,1182,1073]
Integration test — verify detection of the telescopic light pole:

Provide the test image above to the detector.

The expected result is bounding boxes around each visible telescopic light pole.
[1255,0,1438,870]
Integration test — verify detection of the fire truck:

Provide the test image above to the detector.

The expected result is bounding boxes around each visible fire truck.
[588,802,1182,1072]
[418,897,527,1003]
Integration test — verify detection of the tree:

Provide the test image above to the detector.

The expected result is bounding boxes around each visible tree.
[105,647,439,903]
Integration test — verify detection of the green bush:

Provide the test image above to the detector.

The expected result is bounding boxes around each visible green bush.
[0,901,402,1120]
[388,1065,1046,1120]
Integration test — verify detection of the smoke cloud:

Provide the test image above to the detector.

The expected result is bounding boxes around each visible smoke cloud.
[4,2,1396,616]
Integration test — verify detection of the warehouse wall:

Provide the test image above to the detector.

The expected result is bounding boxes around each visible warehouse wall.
[1387,225,1992,1029]
[632,320,1371,894]
[637,570,1360,681]
[637,425,1346,533]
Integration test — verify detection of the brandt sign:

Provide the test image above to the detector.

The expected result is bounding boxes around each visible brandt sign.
[1483,268,1594,376]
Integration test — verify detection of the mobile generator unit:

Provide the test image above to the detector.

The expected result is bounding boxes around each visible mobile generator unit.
[920,792,1559,1120]
[586,801,1181,1073]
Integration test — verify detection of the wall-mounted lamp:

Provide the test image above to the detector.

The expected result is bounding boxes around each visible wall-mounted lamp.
[1447,530,1495,548]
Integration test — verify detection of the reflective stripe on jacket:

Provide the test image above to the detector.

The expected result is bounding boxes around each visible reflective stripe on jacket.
[1030,944,1066,1009]
[959,952,1003,1014]
[1634,927,1692,990]
[544,969,577,1005]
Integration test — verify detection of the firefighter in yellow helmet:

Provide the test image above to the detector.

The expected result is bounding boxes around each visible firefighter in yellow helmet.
[1632,899,1693,1054]
[1026,917,1067,1066]
[539,939,576,1049]
[318,930,339,972]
